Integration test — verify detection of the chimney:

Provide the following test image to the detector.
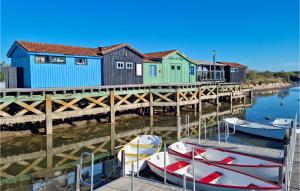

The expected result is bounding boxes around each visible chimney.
[98,46,104,53]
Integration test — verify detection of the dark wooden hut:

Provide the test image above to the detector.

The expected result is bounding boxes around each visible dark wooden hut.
[217,62,247,83]
[96,44,144,85]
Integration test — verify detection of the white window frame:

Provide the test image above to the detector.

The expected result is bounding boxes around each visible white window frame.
[116,61,124,69]
[75,58,87,65]
[136,63,142,76]
[126,62,133,69]
[230,68,238,73]
[50,56,66,64]
[35,55,49,64]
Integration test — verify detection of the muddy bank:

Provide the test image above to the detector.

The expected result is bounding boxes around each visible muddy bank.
[249,82,291,93]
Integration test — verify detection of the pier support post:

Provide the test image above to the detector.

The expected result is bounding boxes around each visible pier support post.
[177,116,182,140]
[230,91,233,113]
[110,123,116,155]
[110,90,115,124]
[216,84,219,106]
[176,88,180,117]
[198,87,202,113]
[45,94,53,135]
[46,135,53,172]
[149,89,154,117]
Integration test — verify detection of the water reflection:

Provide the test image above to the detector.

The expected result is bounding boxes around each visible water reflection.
[2,89,294,191]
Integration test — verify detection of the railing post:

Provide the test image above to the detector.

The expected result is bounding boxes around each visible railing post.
[278,165,283,187]
[204,118,207,140]
[164,143,167,184]
[187,115,190,138]
[131,162,135,191]
[75,164,81,191]
[183,174,186,191]
[136,140,139,177]
[121,150,125,176]
[198,115,201,144]
[192,147,195,191]
[90,154,94,191]
[45,94,53,135]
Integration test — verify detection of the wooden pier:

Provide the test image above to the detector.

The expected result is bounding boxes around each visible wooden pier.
[288,133,299,191]
[0,82,251,134]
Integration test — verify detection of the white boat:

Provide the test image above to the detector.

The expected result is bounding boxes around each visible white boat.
[223,118,286,140]
[168,141,283,182]
[272,118,297,128]
[147,152,281,191]
[117,135,162,175]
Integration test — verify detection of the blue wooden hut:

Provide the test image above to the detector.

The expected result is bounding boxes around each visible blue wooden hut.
[7,41,103,88]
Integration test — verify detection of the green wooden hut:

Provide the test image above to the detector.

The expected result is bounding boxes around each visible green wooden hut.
[143,50,197,84]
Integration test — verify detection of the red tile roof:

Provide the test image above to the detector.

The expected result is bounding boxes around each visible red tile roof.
[95,43,144,57]
[144,50,177,60]
[217,62,246,68]
[16,41,98,57]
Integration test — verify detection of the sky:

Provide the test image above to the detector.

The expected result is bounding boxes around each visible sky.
[1,0,299,71]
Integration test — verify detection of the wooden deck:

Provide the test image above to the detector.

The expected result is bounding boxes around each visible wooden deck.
[289,133,299,191]
[95,176,184,191]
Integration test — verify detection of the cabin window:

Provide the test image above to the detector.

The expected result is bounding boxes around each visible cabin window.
[35,55,49,64]
[177,66,181,70]
[171,66,175,70]
[50,56,66,64]
[190,66,195,75]
[126,62,133,69]
[150,65,157,77]
[230,68,238,73]
[136,63,142,76]
[116,61,124,69]
[75,58,87,65]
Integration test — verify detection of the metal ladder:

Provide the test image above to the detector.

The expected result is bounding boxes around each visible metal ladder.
[218,121,235,143]
[76,152,94,191]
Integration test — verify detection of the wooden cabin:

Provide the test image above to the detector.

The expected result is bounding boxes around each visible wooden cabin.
[143,50,197,84]
[195,60,225,82]
[7,41,103,88]
[95,44,144,85]
[217,62,246,82]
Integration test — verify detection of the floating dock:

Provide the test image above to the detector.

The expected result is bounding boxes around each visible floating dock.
[95,176,183,191]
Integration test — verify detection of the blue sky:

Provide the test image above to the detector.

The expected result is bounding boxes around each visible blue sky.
[1,0,299,71]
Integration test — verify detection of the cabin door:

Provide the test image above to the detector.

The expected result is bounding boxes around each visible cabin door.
[170,63,182,83]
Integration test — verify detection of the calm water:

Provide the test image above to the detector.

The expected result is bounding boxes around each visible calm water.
[0,87,299,190]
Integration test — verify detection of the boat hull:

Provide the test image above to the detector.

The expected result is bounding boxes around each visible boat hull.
[169,141,283,182]
[148,161,281,191]
[215,164,280,182]
[229,123,286,140]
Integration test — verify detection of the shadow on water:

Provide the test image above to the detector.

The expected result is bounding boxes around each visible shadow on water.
[1,87,299,190]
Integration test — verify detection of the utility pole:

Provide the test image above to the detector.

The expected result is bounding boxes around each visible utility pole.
[212,50,216,81]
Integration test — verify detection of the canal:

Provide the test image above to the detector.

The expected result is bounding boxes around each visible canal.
[0,87,299,191]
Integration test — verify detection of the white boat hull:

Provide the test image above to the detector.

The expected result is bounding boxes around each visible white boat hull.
[117,135,162,175]
[223,118,286,140]
[232,124,285,140]
[215,164,280,182]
